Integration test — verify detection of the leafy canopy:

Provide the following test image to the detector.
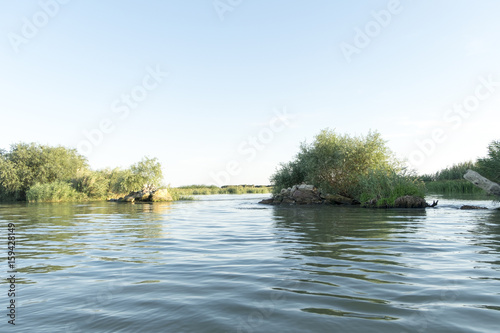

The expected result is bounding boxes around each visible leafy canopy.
[271,129,397,196]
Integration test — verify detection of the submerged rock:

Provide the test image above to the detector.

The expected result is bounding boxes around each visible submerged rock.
[460,205,488,210]
[394,196,433,208]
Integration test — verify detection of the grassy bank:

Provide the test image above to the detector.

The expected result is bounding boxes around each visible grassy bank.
[424,180,486,194]
[171,185,272,196]
[420,161,490,195]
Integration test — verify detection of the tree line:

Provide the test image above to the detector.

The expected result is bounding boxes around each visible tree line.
[0,143,163,202]
[270,129,499,204]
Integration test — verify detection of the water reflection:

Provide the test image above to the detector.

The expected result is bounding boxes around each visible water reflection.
[270,206,429,322]
[0,202,174,277]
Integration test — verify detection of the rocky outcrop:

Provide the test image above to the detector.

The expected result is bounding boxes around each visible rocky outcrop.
[259,184,359,206]
[111,189,173,203]
[394,196,438,208]
[259,184,437,208]
[362,195,438,208]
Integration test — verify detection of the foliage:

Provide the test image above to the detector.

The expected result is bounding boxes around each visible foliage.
[172,185,272,196]
[72,169,111,199]
[425,180,485,194]
[355,169,426,206]
[26,181,85,203]
[422,161,478,181]
[0,142,168,202]
[167,187,195,201]
[0,143,87,200]
[125,157,163,192]
[477,140,500,184]
[270,129,417,202]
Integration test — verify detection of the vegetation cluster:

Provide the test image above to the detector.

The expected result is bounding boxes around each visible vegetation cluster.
[0,143,163,202]
[171,185,271,196]
[270,129,425,207]
[421,140,500,194]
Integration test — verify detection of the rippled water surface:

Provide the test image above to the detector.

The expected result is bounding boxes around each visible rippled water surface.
[1,194,500,332]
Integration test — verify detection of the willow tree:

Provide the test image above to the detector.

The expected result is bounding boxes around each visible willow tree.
[270,129,424,203]
[0,143,88,200]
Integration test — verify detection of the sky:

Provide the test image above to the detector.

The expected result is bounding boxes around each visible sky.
[1,0,499,186]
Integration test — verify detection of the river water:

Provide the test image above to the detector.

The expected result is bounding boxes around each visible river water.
[1,194,500,333]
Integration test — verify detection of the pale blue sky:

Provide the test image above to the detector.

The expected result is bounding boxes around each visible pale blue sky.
[1,0,499,186]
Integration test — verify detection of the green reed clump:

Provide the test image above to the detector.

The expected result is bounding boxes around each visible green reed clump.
[425,180,485,194]
[167,187,195,201]
[356,169,426,206]
[26,181,86,203]
[171,185,272,196]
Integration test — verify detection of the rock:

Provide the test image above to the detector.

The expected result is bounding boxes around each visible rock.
[297,184,315,191]
[259,184,325,205]
[259,198,275,204]
[282,197,296,205]
[112,188,173,203]
[394,196,435,208]
[460,205,488,210]
[325,194,360,205]
[151,189,172,202]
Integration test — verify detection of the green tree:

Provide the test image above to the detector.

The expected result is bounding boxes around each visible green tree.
[271,129,396,196]
[477,140,500,184]
[0,143,88,200]
[118,157,164,192]
[270,129,423,204]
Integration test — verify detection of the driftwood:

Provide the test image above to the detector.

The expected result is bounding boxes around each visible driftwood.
[464,170,500,196]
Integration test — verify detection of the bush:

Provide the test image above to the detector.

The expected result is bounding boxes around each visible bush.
[72,169,111,199]
[271,129,402,195]
[270,129,424,203]
[26,181,86,202]
[0,143,87,200]
[356,169,426,206]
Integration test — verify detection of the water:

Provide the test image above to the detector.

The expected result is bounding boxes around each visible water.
[1,194,500,333]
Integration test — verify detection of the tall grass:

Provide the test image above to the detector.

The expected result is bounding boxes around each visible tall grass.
[421,161,487,194]
[26,181,86,202]
[172,185,272,196]
[425,180,486,194]
[356,169,426,206]
[422,161,477,181]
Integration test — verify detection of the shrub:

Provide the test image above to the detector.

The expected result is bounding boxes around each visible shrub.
[356,169,426,206]
[26,181,85,202]
[270,129,403,196]
[72,169,110,199]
